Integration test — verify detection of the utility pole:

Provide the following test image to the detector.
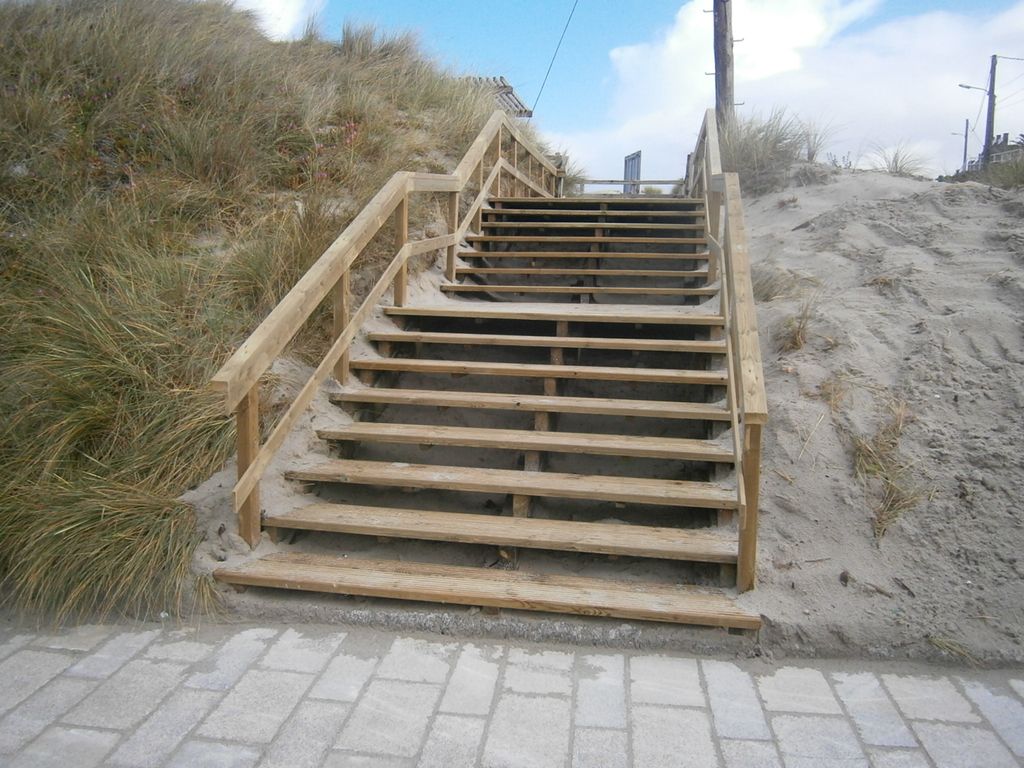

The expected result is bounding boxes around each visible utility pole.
[982,54,997,168]
[713,0,734,129]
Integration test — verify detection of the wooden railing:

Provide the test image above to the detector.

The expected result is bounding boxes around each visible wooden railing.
[687,108,768,592]
[210,110,561,547]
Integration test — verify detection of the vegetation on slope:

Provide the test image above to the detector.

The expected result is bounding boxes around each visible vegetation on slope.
[0,0,495,621]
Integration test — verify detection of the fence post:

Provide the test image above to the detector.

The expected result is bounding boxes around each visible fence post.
[393,196,408,306]
[737,422,762,591]
[446,191,459,281]
[236,387,261,547]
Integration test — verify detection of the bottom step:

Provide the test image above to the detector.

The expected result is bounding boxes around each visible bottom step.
[214,553,761,630]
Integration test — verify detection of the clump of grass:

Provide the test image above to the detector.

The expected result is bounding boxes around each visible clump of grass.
[777,195,798,209]
[776,294,819,352]
[751,261,815,302]
[817,375,849,413]
[799,118,834,163]
[850,400,925,537]
[720,108,804,195]
[870,142,926,177]
[0,0,500,621]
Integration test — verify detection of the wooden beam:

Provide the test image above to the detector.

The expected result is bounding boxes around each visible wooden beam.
[214,553,762,629]
[267,504,739,562]
[392,196,408,307]
[286,460,739,509]
[331,389,732,421]
[348,358,729,385]
[236,387,261,547]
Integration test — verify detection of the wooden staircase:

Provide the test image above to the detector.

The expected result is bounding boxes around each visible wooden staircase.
[211,110,767,631]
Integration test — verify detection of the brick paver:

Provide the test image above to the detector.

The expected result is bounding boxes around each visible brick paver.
[0,620,1021,767]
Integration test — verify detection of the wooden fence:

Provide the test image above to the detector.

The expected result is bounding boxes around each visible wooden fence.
[210,110,560,546]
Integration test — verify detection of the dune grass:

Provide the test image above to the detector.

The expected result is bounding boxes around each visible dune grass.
[0,0,497,622]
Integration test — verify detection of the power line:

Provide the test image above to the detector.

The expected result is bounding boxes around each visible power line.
[530,0,580,118]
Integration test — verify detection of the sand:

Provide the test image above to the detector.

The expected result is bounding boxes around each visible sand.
[186,168,1024,665]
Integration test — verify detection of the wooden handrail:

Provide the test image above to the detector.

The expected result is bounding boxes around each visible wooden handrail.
[212,110,559,546]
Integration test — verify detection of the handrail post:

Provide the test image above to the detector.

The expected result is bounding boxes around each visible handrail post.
[737,422,762,591]
[510,136,519,196]
[332,269,350,383]
[393,195,409,306]
[473,159,484,232]
[446,191,459,281]
[236,387,261,547]
[496,125,504,196]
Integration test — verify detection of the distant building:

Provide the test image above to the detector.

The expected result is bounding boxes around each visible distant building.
[468,76,532,118]
[966,132,1023,170]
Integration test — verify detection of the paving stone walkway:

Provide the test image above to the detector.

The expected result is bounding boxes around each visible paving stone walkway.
[0,621,1021,767]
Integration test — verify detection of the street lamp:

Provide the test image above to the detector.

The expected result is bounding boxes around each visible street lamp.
[958,83,989,94]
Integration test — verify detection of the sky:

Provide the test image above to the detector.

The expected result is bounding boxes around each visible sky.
[237,0,1024,179]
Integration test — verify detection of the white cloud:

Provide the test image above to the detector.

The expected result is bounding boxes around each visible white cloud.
[234,0,322,39]
[544,1,1024,180]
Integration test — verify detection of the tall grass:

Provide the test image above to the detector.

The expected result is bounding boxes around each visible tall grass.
[720,109,804,195]
[0,0,497,622]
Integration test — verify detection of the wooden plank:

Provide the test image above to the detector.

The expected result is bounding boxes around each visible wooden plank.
[722,173,767,424]
[348,359,728,385]
[455,267,709,277]
[407,172,460,192]
[213,553,761,629]
[286,460,738,509]
[466,235,707,245]
[331,389,731,421]
[488,196,704,206]
[408,233,456,256]
[210,172,411,413]
[317,423,734,462]
[440,284,717,296]
[481,221,704,231]
[459,251,710,261]
[366,331,726,354]
[445,191,459,280]
[266,504,739,562]
[483,208,704,218]
[393,197,408,306]
[385,302,723,325]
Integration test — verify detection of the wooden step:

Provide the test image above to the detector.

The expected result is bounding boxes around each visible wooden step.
[213,553,761,629]
[266,504,739,562]
[331,389,731,421]
[348,358,728,385]
[286,460,738,509]
[465,235,707,245]
[317,423,734,462]
[481,222,705,231]
[490,196,704,206]
[440,284,718,296]
[455,267,709,277]
[366,331,726,354]
[460,251,710,260]
[483,208,704,219]
[385,302,723,325]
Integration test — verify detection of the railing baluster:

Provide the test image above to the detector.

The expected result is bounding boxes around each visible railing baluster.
[393,195,409,306]
[333,269,350,383]
[446,191,459,281]
[236,386,261,547]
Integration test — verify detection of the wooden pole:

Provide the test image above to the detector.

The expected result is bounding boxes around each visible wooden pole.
[236,387,261,547]
[982,54,997,169]
[713,0,735,130]
[393,197,408,306]
[737,422,762,591]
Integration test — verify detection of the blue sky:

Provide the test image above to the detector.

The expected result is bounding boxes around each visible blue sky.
[242,1,1024,177]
